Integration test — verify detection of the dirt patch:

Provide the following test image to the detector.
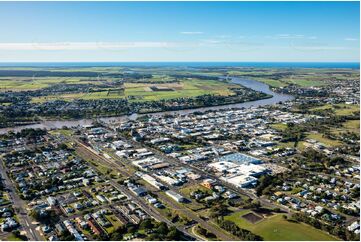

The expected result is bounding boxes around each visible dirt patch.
[253,208,275,217]
[195,84,215,90]
[141,83,183,92]
[149,86,175,91]
[242,212,263,224]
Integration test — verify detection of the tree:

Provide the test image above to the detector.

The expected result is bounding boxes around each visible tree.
[209,204,229,218]
[166,226,179,240]
[139,219,153,230]
[156,222,168,235]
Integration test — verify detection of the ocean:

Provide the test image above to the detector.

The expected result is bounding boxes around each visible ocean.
[0,62,359,69]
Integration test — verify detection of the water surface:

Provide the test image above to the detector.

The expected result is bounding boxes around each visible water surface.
[0,77,293,134]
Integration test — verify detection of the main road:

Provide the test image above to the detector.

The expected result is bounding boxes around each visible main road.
[74,141,201,241]
[0,160,43,241]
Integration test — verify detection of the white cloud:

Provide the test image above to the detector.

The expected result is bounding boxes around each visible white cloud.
[0,42,176,50]
[200,39,223,44]
[180,31,204,35]
[277,34,304,39]
[291,46,350,51]
[344,38,358,41]
[215,35,232,39]
[265,34,307,40]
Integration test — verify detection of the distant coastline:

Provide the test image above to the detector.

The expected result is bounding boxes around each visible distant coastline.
[0,62,359,69]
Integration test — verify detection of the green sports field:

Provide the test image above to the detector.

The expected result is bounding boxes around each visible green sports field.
[225,210,338,241]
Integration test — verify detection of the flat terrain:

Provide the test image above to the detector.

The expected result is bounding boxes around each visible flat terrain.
[0,77,104,91]
[306,132,343,147]
[225,210,338,241]
[227,68,359,88]
[30,79,238,103]
[310,104,360,116]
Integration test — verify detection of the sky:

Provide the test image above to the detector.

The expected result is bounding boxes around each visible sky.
[0,1,359,62]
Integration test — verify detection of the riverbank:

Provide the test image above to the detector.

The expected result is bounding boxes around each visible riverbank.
[0,77,294,134]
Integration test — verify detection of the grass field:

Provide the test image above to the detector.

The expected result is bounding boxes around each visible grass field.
[255,78,287,88]
[310,104,359,116]
[284,78,325,87]
[306,132,342,147]
[276,141,297,149]
[340,120,360,133]
[179,184,211,196]
[0,77,104,91]
[331,120,360,135]
[270,123,288,131]
[125,79,236,101]
[105,214,123,234]
[5,234,23,241]
[225,210,338,241]
[31,79,238,103]
[49,129,74,136]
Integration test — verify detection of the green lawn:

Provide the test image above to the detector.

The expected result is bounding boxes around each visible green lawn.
[251,77,325,88]
[331,120,360,135]
[310,104,359,116]
[254,78,287,88]
[225,211,338,241]
[333,104,359,116]
[0,77,103,91]
[125,79,236,102]
[179,184,211,196]
[276,141,297,149]
[49,129,74,136]
[306,133,342,147]
[270,123,288,131]
[285,78,325,87]
[5,234,24,241]
[105,214,123,234]
[341,120,360,133]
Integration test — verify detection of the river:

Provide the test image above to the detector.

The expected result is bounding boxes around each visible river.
[0,77,294,134]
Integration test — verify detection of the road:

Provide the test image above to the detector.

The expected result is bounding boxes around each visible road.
[152,188,238,241]
[119,134,292,214]
[74,141,200,240]
[0,160,43,241]
[74,139,241,240]
[73,132,294,240]
[75,129,294,238]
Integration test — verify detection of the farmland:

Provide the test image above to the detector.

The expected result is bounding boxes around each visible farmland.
[30,79,238,103]
[227,68,359,88]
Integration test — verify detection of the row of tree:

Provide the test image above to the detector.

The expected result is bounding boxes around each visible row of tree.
[291,213,359,241]
[216,217,263,241]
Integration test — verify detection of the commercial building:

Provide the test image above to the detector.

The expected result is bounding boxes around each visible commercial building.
[165,190,186,203]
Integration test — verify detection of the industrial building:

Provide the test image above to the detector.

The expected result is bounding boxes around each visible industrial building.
[165,190,186,203]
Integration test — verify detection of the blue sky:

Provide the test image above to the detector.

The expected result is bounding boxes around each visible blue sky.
[0,1,359,62]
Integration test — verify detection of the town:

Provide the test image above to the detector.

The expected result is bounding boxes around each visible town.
[0,67,359,241]
[1,0,360,241]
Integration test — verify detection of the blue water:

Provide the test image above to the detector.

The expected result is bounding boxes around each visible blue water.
[0,62,359,69]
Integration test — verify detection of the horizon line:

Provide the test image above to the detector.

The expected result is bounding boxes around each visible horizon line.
[0,61,359,63]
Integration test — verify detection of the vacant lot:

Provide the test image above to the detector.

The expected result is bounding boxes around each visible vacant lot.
[242,212,263,224]
[225,210,338,241]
